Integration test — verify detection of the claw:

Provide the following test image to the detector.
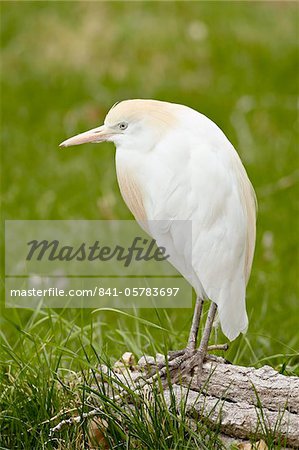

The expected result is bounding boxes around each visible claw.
[144,345,229,387]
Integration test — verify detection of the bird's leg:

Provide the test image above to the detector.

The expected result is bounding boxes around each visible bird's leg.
[177,302,218,380]
[179,302,228,374]
[167,296,204,362]
[194,301,218,380]
[146,301,226,383]
[187,296,204,351]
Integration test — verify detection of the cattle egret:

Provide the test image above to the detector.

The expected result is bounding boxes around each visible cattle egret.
[60,99,257,376]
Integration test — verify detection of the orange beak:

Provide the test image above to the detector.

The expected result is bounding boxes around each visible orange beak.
[59,125,113,147]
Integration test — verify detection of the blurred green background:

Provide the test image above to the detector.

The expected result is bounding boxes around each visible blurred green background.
[1,1,298,371]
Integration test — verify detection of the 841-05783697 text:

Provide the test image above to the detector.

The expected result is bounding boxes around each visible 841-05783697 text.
[9,286,180,298]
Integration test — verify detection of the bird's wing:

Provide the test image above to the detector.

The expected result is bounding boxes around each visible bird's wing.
[230,151,257,284]
[140,130,256,341]
[189,139,256,340]
[115,116,256,341]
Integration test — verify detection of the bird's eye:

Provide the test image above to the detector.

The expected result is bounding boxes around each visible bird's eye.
[118,122,128,131]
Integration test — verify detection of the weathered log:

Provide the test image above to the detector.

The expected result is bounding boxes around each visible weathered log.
[50,353,299,448]
[115,353,299,448]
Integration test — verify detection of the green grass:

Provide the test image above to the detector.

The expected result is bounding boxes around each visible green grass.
[1,2,298,449]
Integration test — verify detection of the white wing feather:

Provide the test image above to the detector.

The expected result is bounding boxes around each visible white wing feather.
[116,106,256,341]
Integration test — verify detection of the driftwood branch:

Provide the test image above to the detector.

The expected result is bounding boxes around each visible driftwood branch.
[137,354,299,448]
[109,353,299,448]
[50,353,299,448]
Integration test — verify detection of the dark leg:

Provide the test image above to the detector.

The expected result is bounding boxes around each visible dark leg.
[196,301,217,380]
[146,300,226,384]
[167,296,204,363]
[187,296,204,350]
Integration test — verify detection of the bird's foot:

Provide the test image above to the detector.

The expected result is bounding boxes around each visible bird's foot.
[166,343,228,362]
[144,344,229,385]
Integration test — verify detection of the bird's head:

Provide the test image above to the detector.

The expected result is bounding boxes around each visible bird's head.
[59,99,178,151]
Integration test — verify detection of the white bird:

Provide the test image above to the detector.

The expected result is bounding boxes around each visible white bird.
[60,99,257,374]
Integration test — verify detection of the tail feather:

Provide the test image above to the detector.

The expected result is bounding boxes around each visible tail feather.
[215,281,248,341]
